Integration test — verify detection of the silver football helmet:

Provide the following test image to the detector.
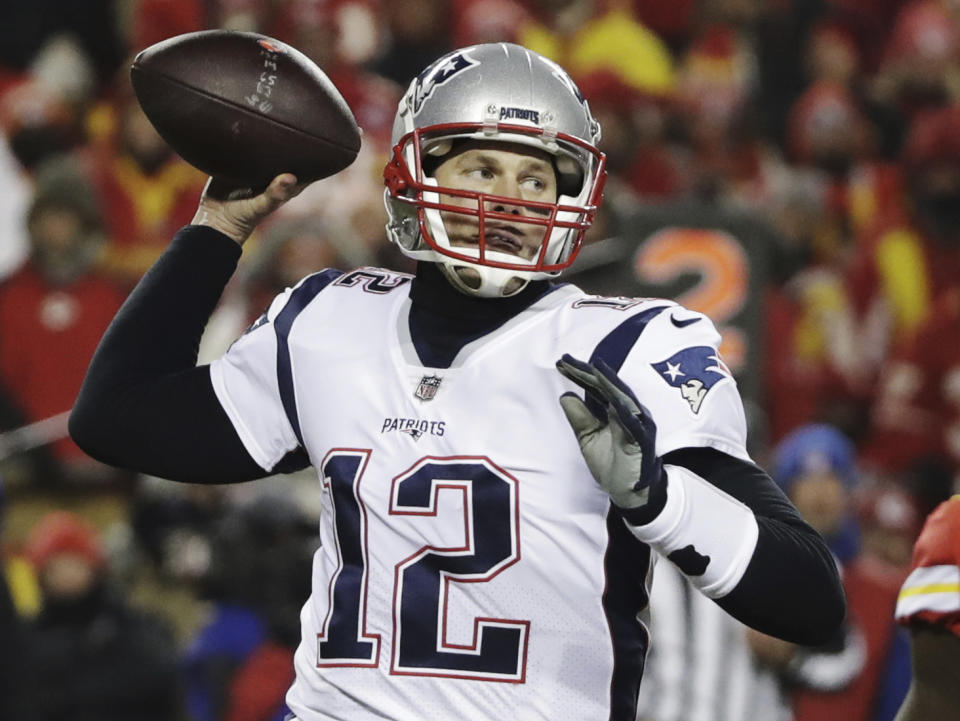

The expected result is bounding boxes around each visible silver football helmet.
[383,43,606,298]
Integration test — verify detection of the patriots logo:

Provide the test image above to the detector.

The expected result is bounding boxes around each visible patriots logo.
[651,346,730,414]
[413,52,476,112]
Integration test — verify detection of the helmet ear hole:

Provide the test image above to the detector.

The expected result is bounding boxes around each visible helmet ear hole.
[421,139,455,177]
[502,276,526,296]
[453,265,482,289]
[554,155,583,196]
[420,154,443,178]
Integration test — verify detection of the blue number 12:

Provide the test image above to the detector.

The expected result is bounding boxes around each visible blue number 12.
[317,451,528,682]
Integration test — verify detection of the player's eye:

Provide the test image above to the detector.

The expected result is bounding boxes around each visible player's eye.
[521,176,547,192]
[465,166,496,181]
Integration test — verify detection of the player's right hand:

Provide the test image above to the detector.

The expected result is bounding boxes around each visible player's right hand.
[191,173,304,245]
[556,354,667,512]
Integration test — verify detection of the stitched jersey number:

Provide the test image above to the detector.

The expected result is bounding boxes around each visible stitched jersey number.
[317,451,380,666]
[317,451,528,682]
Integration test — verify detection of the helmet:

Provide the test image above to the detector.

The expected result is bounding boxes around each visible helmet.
[383,43,606,298]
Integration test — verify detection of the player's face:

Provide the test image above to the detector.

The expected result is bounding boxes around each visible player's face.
[789,471,849,536]
[41,553,97,600]
[432,142,558,261]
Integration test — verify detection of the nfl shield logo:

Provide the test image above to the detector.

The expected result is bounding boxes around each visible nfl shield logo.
[414,375,442,401]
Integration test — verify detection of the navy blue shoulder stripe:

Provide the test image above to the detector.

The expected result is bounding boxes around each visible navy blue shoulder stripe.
[588,306,667,718]
[274,269,344,447]
[603,509,652,721]
[582,306,668,418]
[589,308,666,719]
[588,305,669,373]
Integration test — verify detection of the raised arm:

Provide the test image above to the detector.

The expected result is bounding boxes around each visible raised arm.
[69,175,305,483]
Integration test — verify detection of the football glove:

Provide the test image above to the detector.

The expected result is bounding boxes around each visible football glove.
[556,354,667,512]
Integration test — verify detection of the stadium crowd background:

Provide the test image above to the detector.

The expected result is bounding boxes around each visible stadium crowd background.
[1,0,960,719]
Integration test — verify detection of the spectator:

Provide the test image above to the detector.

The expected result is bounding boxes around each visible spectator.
[182,494,315,721]
[774,424,861,564]
[865,286,960,485]
[851,484,925,721]
[0,2,124,89]
[21,510,183,721]
[674,19,792,209]
[805,20,863,89]
[761,171,874,442]
[371,0,452,86]
[871,1,960,122]
[773,424,912,721]
[760,82,895,440]
[0,159,125,483]
[450,0,532,46]
[575,69,686,205]
[846,104,960,360]
[82,82,206,289]
[520,0,675,98]
[786,81,874,184]
[0,69,93,281]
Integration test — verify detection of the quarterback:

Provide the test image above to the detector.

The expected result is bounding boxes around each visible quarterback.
[71,44,844,721]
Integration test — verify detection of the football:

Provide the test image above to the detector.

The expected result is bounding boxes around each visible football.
[130,30,361,189]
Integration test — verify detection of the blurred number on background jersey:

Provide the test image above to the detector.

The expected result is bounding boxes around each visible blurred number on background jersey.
[634,228,748,372]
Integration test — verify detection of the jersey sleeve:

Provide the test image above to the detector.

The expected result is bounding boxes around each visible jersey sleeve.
[615,305,749,461]
[895,496,960,637]
[209,288,301,471]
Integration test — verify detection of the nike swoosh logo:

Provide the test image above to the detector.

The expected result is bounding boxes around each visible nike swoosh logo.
[670,313,701,328]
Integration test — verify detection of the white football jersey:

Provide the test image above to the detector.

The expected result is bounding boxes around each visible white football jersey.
[209,267,751,721]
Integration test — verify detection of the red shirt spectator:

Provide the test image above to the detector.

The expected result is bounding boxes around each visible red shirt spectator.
[845,105,960,352]
[0,267,123,460]
[793,484,921,721]
[865,287,960,478]
[0,161,125,463]
[82,89,206,289]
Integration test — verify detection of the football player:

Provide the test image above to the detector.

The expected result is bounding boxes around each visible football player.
[70,43,844,721]
[893,495,960,720]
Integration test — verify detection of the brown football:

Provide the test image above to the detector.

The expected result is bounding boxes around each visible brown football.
[130,30,361,189]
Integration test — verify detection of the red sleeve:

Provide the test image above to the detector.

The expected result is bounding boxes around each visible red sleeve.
[896,498,960,637]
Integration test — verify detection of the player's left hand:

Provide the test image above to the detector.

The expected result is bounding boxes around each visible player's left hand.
[556,354,666,510]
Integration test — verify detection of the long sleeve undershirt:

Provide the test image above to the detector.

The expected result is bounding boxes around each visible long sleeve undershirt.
[70,225,844,645]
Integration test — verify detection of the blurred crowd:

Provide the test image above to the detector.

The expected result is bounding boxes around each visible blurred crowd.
[2,0,960,719]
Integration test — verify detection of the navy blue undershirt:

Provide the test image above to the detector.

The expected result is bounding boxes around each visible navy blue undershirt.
[407,262,557,368]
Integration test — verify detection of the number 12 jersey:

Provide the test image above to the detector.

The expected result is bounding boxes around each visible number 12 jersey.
[209,267,752,721]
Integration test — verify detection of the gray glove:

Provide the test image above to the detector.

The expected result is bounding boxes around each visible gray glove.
[556,354,667,513]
